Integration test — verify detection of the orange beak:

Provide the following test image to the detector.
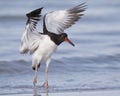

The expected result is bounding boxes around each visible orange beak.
[64,37,75,46]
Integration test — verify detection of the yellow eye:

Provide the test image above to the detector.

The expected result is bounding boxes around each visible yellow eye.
[61,35,64,38]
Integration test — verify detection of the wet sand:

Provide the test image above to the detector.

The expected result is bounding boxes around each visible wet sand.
[1,85,120,96]
[1,0,120,96]
[2,90,120,96]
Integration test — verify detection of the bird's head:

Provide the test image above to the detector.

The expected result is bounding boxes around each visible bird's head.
[59,33,75,46]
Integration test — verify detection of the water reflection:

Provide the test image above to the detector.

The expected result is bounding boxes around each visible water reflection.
[33,85,48,96]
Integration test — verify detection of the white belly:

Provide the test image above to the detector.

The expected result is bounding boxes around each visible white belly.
[32,35,57,65]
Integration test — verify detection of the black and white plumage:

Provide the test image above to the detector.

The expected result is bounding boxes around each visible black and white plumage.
[20,8,43,54]
[20,3,86,87]
[44,3,86,34]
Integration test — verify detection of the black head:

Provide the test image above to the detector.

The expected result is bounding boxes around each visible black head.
[47,32,75,46]
[59,33,75,46]
[59,33,68,41]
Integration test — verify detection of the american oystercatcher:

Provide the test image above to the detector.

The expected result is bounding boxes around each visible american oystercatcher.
[20,3,86,87]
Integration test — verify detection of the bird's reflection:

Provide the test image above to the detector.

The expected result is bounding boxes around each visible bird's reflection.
[33,85,48,96]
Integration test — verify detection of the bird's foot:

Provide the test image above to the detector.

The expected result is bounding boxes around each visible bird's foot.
[33,77,37,86]
[42,81,48,88]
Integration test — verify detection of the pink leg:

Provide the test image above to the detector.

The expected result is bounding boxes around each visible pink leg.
[42,66,48,87]
[33,64,38,86]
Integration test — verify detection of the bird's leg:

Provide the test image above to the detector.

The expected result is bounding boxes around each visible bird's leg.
[33,64,38,86]
[42,66,48,87]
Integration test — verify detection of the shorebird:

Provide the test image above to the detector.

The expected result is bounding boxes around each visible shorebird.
[20,3,86,87]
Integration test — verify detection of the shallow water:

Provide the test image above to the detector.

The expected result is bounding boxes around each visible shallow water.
[0,0,120,95]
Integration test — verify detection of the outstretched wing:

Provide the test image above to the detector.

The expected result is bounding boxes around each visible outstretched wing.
[26,7,43,32]
[44,3,86,34]
[20,7,43,54]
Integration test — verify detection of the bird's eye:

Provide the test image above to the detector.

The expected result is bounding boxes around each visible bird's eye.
[61,35,64,38]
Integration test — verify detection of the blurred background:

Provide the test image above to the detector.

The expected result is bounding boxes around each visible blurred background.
[0,0,120,60]
[0,0,120,94]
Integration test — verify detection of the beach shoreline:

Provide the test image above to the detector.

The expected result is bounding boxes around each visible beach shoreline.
[1,89,120,96]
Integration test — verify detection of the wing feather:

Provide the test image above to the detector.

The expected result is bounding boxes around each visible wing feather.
[44,3,86,34]
[20,7,43,54]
